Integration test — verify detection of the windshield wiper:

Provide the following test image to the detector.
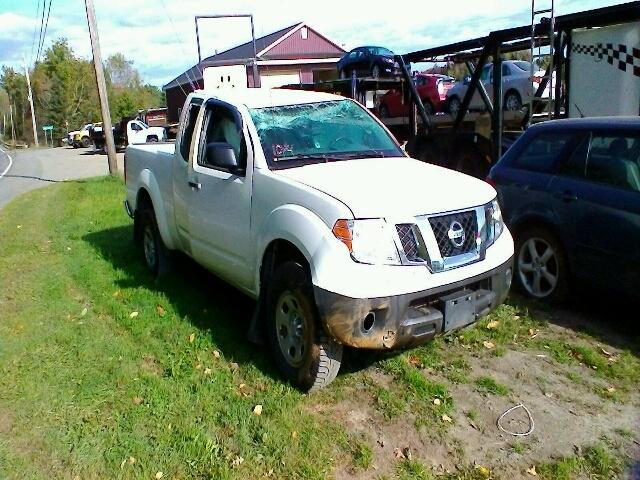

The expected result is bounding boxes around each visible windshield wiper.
[274,154,347,163]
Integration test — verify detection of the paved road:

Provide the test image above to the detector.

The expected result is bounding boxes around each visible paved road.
[0,146,124,210]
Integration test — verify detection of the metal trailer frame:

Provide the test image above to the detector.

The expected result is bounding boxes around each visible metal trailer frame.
[400,1,640,163]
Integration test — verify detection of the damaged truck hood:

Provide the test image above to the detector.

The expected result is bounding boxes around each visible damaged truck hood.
[274,157,496,218]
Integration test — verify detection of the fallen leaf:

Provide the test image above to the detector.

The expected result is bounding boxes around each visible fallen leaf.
[486,320,500,330]
[600,347,612,356]
[231,455,244,467]
[132,396,143,405]
[476,465,491,478]
[239,383,246,389]
[203,367,212,375]
[155,472,163,479]
[544,392,554,398]
[195,363,202,370]
[291,430,298,439]
[128,457,136,465]
[514,315,521,320]
[606,386,616,393]
[129,311,139,318]
[112,290,121,298]
[156,305,165,317]
[120,458,127,469]
[253,404,263,416]
[213,350,220,358]
[483,341,495,349]
[188,333,195,343]
[536,354,547,358]
[81,308,88,317]
[526,465,537,476]
[230,362,239,371]
[408,355,421,366]
[592,365,598,370]
[17,225,22,229]
[441,414,452,423]
[433,398,441,406]
[393,448,406,459]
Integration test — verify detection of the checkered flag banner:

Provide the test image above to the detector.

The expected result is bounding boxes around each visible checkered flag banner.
[572,42,640,78]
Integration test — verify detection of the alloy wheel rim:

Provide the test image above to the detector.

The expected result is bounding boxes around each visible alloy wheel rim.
[450,99,460,117]
[275,292,308,367]
[143,226,157,268]
[518,237,558,298]
[506,94,519,111]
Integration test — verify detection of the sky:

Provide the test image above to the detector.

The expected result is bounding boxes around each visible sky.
[0,0,626,88]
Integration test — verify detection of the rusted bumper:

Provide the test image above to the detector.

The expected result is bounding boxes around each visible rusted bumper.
[314,257,513,349]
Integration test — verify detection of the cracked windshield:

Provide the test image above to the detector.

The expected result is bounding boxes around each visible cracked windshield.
[250,100,403,167]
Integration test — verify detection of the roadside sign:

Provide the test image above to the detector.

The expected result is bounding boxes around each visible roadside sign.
[42,125,54,131]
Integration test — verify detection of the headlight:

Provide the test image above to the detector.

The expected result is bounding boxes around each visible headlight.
[484,198,504,248]
[333,219,401,265]
[383,57,394,63]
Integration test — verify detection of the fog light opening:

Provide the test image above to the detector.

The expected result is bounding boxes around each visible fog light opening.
[363,312,376,333]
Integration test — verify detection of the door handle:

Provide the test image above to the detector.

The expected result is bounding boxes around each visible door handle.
[553,190,577,202]
[188,181,201,190]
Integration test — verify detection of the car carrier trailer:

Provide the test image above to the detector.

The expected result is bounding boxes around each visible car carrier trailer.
[284,1,640,178]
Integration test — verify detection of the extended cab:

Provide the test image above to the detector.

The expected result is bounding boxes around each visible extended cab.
[124,89,514,391]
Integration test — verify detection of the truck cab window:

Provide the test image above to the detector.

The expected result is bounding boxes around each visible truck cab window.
[180,102,201,161]
[200,105,247,169]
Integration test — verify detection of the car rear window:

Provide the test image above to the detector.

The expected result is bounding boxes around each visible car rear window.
[513,61,532,71]
[513,132,575,173]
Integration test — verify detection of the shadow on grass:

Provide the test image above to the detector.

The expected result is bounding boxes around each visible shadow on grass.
[507,292,640,355]
[83,224,282,381]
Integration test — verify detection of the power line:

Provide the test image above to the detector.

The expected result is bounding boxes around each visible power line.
[29,0,42,66]
[36,0,53,63]
[159,0,201,93]
[34,0,46,64]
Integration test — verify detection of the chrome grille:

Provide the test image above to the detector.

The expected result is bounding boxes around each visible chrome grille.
[428,211,477,258]
[395,224,422,262]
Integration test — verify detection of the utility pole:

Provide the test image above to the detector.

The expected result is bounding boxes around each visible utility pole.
[9,104,15,146]
[23,56,39,147]
[84,0,117,175]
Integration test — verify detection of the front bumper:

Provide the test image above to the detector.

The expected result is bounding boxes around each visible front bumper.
[314,257,513,349]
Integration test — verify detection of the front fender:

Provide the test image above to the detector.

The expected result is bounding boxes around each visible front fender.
[254,204,346,293]
[136,168,176,250]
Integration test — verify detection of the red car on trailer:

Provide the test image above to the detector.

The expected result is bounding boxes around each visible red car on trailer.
[378,73,455,117]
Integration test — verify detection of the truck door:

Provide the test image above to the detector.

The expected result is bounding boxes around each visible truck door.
[185,100,254,291]
[172,98,203,253]
[127,121,145,144]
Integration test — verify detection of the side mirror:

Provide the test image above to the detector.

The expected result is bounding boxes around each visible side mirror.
[204,142,242,173]
[463,76,471,85]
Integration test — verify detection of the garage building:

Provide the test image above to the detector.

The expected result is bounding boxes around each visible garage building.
[163,22,345,123]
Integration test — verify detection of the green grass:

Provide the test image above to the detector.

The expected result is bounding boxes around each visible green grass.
[537,443,626,480]
[474,376,509,396]
[352,440,373,470]
[0,177,349,479]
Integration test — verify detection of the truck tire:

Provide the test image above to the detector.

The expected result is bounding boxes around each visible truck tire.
[514,225,569,303]
[266,261,342,391]
[81,137,91,148]
[138,208,172,277]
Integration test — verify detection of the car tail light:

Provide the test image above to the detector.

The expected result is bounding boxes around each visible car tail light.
[437,80,445,96]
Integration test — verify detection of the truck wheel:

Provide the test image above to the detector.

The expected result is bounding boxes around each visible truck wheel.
[138,208,172,276]
[266,261,342,392]
[82,137,91,148]
[514,226,569,303]
[504,90,522,111]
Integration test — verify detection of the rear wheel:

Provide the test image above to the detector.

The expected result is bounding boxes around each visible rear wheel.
[515,226,569,302]
[81,137,91,148]
[504,90,522,111]
[266,262,342,392]
[448,96,461,117]
[137,208,172,277]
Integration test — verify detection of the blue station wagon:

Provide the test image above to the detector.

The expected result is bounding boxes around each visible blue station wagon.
[488,117,640,301]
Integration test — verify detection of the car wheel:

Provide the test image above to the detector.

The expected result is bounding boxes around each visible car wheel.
[504,91,522,111]
[137,208,172,277]
[147,136,158,143]
[81,137,91,148]
[421,99,434,115]
[371,64,381,78]
[515,226,569,302]
[267,261,343,392]
[448,96,461,117]
[379,104,390,118]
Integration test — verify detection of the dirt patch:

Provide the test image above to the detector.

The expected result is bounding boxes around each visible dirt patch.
[323,324,640,479]
[139,354,163,376]
[0,409,14,435]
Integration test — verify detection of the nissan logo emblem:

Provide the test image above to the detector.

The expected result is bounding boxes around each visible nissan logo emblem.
[447,221,465,248]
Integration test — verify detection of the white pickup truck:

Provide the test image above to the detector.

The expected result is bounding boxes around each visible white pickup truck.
[124,89,514,391]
